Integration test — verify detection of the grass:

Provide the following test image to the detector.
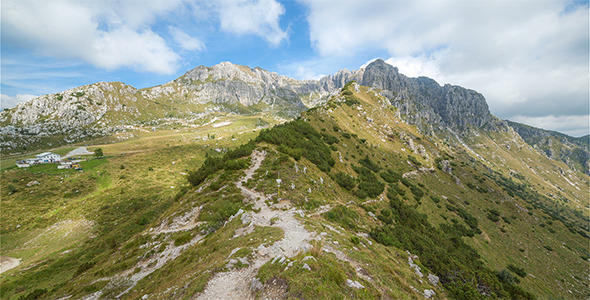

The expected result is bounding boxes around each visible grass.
[1,83,588,299]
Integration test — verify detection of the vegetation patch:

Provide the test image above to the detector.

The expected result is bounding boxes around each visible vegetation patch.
[370,186,534,299]
[256,119,335,172]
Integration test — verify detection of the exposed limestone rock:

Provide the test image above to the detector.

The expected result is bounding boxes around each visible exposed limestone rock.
[428,274,440,285]
[345,279,365,289]
[424,289,436,298]
[440,160,452,174]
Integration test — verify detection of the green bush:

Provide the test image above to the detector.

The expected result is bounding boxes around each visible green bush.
[360,155,380,172]
[199,196,243,229]
[332,172,356,190]
[497,269,517,285]
[407,155,421,166]
[380,169,401,183]
[257,120,334,172]
[487,212,500,222]
[507,264,526,278]
[344,95,360,106]
[188,142,255,186]
[353,166,384,199]
[321,133,339,145]
[409,185,424,200]
[323,205,359,231]
[369,188,534,300]
[7,184,17,194]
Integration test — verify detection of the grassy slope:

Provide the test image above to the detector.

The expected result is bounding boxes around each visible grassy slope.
[1,83,588,299]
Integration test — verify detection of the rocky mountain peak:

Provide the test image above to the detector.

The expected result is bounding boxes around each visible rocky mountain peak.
[358,58,504,134]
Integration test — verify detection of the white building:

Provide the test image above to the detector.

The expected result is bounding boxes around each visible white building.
[36,152,61,162]
[21,152,61,165]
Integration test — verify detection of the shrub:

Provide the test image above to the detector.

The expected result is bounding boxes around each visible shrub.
[410,185,424,200]
[321,133,339,145]
[380,169,401,183]
[507,264,526,278]
[369,187,534,300]
[497,269,517,285]
[188,142,255,186]
[344,95,360,106]
[7,184,17,194]
[94,148,103,157]
[360,155,380,172]
[332,172,356,190]
[323,205,359,231]
[353,166,384,199]
[487,212,500,222]
[407,155,421,166]
[257,120,334,172]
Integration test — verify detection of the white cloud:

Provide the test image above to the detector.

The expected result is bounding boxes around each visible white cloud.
[1,94,38,109]
[509,115,589,137]
[301,0,589,132]
[170,27,205,51]
[215,0,288,46]
[2,0,182,74]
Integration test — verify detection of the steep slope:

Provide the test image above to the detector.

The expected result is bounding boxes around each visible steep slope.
[2,82,587,299]
[507,120,589,175]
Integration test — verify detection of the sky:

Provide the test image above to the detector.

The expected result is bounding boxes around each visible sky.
[1,0,589,136]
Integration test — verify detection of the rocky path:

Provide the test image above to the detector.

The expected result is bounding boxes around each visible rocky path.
[0,256,20,273]
[197,150,316,300]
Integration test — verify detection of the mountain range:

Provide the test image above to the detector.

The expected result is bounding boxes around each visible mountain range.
[1,59,588,299]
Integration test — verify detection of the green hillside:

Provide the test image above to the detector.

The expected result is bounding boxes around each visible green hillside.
[1,83,588,299]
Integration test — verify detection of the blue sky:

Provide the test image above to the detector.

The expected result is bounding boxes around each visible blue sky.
[2,0,589,136]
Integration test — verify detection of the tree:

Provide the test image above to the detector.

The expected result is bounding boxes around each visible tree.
[94,148,103,157]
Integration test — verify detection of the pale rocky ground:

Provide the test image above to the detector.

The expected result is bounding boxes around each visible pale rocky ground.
[197,150,316,300]
[0,256,20,273]
[62,147,94,159]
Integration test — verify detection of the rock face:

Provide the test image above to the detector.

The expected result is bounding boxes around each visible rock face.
[175,62,306,109]
[359,59,506,134]
[507,120,589,175]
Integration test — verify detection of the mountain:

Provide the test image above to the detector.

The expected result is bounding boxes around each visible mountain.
[507,120,589,175]
[1,61,588,299]
[0,59,505,154]
[0,63,321,153]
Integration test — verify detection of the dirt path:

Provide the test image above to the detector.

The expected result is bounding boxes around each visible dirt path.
[0,256,20,273]
[197,150,316,300]
[62,147,94,159]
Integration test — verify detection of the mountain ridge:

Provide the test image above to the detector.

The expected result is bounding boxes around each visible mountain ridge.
[0,59,584,178]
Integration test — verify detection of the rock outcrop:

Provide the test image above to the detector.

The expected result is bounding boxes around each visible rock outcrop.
[359,59,506,134]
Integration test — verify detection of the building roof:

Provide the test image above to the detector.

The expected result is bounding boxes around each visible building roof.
[36,152,60,158]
